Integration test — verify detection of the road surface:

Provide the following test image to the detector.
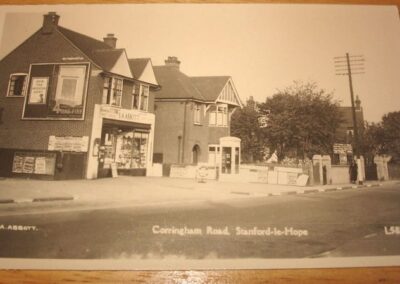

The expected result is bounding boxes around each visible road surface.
[0,183,399,259]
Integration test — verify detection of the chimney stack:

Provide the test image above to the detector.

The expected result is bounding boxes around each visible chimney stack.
[103,33,117,48]
[42,12,60,34]
[165,56,181,69]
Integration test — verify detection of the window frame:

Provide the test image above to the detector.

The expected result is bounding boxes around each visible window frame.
[6,73,28,98]
[139,84,149,111]
[194,103,202,125]
[132,83,140,110]
[209,103,228,127]
[102,76,123,107]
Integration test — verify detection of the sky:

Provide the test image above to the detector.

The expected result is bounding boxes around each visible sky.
[1,4,400,122]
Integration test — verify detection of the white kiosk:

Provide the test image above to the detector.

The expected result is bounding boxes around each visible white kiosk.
[218,136,241,181]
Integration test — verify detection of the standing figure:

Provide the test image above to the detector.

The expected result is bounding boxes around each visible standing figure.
[349,161,358,184]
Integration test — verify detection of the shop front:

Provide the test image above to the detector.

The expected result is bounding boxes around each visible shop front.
[87,104,155,179]
[97,120,150,177]
[206,136,241,181]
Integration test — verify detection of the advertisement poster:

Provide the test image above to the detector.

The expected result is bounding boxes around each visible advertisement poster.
[28,77,48,104]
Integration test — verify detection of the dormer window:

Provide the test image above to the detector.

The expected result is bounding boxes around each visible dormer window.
[102,77,123,107]
[7,73,27,97]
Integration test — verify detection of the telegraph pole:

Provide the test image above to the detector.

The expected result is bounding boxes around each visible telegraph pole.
[334,53,365,184]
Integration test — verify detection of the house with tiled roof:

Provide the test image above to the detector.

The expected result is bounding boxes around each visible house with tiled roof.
[0,12,159,179]
[336,97,365,144]
[152,56,243,177]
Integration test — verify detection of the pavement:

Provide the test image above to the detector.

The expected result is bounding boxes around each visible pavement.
[0,176,397,208]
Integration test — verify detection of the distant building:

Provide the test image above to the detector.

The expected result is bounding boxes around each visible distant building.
[332,96,365,165]
[152,57,243,174]
[0,12,159,179]
[246,96,257,111]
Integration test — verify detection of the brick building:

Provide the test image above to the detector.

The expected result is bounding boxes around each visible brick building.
[152,57,243,176]
[332,97,365,165]
[0,12,159,179]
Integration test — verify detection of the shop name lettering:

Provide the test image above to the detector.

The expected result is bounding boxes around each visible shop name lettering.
[118,112,141,121]
[384,226,400,235]
[0,224,38,231]
[152,225,308,237]
[101,107,151,123]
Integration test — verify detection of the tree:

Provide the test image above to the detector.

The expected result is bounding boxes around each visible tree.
[364,111,400,162]
[231,97,266,163]
[362,122,385,157]
[258,81,342,160]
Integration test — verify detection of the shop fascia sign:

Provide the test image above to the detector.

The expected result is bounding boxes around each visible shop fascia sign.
[100,105,154,124]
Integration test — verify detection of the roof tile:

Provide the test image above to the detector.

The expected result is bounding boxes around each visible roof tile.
[153,65,205,101]
[190,76,230,102]
[128,58,151,79]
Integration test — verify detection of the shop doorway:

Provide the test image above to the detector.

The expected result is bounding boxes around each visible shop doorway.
[57,153,86,180]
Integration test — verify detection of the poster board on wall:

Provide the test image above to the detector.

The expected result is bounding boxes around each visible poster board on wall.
[12,152,56,176]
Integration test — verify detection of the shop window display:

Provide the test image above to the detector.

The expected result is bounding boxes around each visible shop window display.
[113,131,149,169]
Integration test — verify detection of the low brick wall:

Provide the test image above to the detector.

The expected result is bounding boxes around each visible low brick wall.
[169,164,217,180]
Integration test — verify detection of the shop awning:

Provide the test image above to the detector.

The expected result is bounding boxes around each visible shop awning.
[102,118,151,131]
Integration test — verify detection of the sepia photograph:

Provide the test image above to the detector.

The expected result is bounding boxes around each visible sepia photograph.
[0,3,399,270]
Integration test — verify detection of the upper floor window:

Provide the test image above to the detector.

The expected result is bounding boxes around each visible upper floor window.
[7,73,27,97]
[132,84,140,110]
[102,77,123,106]
[217,105,227,126]
[194,103,201,124]
[209,104,228,127]
[140,85,149,111]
